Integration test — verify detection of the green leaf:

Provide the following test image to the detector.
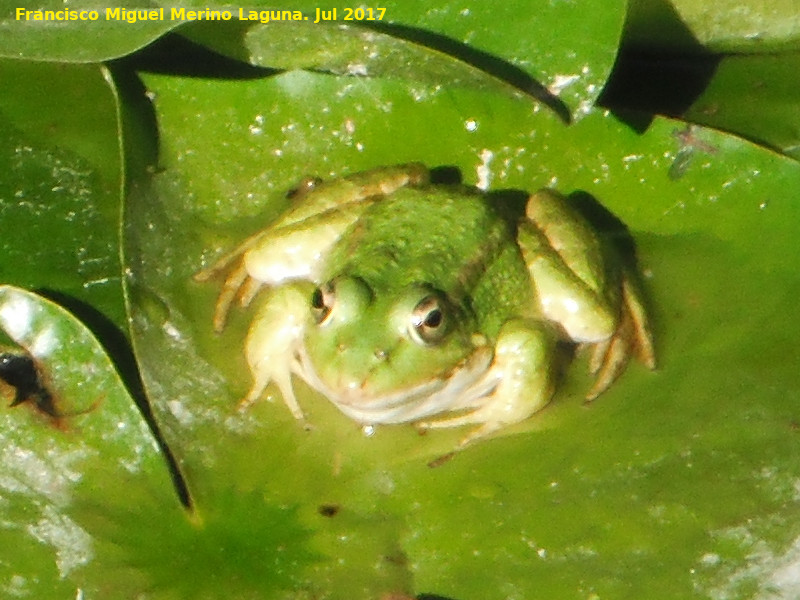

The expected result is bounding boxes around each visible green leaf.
[175,0,626,111]
[182,19,569,121]
[614,1,800,161]
[120,6,629,594]
[0,285,183,598]
[0,60,126,327]
[684,52,800,160]
[0,286,320,599]
[124,43,800,598]
[5,2,800,598]
[626,0,800,53]
[0,2,180,62]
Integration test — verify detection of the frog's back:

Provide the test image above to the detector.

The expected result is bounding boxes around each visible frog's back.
[323,185,536,337]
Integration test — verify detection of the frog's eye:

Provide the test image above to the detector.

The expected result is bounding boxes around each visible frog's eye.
[311,283,335,325]
[410,295,448,345]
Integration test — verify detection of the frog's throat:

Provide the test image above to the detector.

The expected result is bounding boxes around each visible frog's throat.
[296,345,497,425]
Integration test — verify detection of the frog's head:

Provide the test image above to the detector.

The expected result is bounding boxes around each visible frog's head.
[300,275,490,423]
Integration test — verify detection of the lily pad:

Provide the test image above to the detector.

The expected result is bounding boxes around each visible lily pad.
[612,0,800,162]
[626,0,800,53]
[124,39,800,599]
[3,1,800,598]
[0,2,179,62]
[683,52,800,160]
[0,60,126,330]
[0,285,183,598]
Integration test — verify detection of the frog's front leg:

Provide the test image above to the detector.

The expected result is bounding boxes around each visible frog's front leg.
[519,189,655,398]
[419,318,558,447]
[241,282,315,418]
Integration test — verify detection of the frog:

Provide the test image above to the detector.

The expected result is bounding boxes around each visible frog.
[195,163,655,447]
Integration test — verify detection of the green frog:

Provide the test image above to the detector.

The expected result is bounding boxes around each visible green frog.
[195,164,655,446]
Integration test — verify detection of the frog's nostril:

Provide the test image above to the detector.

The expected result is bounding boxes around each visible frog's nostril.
[374,349,388,361]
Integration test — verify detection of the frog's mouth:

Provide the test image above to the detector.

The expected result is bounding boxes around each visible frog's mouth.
[296,346,497,425]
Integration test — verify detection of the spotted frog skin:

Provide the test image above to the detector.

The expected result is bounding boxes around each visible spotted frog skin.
[195,164,655,446]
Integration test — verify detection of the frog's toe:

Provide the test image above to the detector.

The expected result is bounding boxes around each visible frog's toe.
[212,261,250,332]
[585,313,635,400]
[457,420,507,448]
[238,368,306,422]
[238,367,275,412]
[622,276,656,370]
[238,276,265,309]
[417,411,504,448]
[417,410,483,432]
[585,276,655,400]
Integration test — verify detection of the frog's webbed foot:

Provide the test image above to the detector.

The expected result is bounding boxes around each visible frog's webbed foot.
[585,273,656,400]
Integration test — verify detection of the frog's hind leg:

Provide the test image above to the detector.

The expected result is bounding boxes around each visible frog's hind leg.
[518,190,619,344]
[520,189,655,400]
[586,273,656,400]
